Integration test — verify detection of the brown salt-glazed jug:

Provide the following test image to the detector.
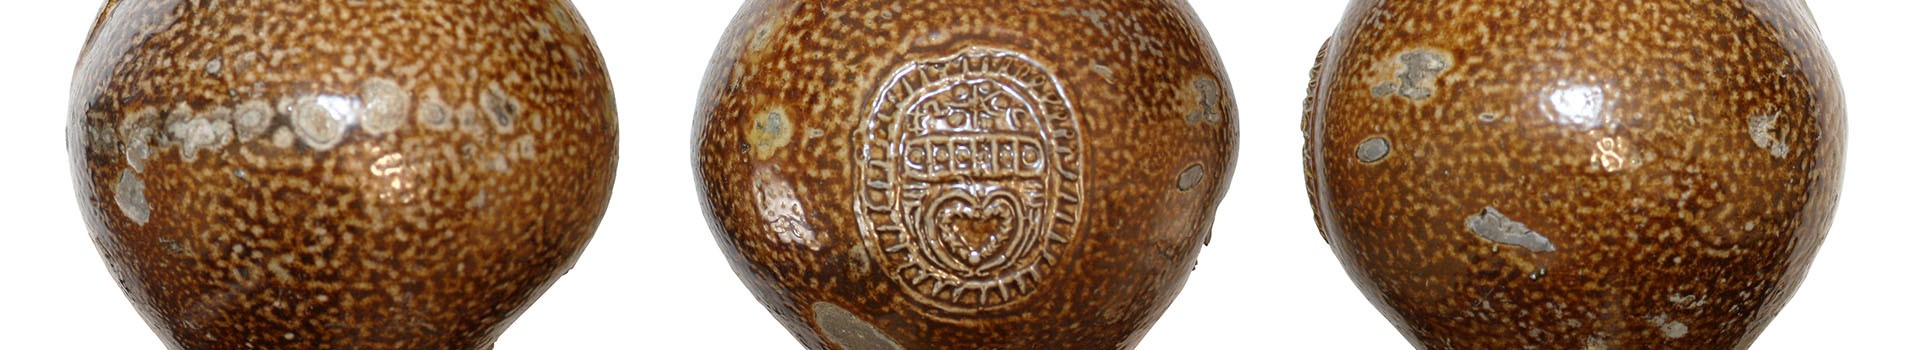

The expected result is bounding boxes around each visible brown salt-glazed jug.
[693,0,1237,348]
[68,1,617,348]
[1303,0,1845,348]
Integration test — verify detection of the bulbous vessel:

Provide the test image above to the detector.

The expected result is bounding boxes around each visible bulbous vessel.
[68,1,617,348]
[1303,0,1844,348]
[693,0,1237,348]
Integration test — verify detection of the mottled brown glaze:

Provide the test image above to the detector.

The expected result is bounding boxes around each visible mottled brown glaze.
[67,1,616,349]
[693,1,1236,348]
[1303,0,1844,348]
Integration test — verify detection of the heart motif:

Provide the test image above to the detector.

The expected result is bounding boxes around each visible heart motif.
[926,189,1022,272]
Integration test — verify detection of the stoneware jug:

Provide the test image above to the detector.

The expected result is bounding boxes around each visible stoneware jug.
[1303,0,1844,348]
[693,0,1237,348]
[68,1,617,348]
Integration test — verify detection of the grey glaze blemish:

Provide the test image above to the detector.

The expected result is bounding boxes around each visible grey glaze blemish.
[288,96,346,150]
[746,107,793,160]
[1177,163,1205,191]
[204,57,222,76]
[1583,335,1610,350]
[359,79,410,135]
[83,112,118,155]
[1647,314,1689,339]
[1060,8,1112,34]
[480,83,522,133]
[460,144,481,161]
[746,21,778,54]
[270,127,296,149]
[159,238,189,256]
[233,100,273,141]
[1662,321,1690,339]
[466,191,488,209]
[1747,112,1789,158]
[1669,293,1706,309]
[114,170,151,225]
[1186,77,1222,124]
[169,111,234,162]
[812,302,902,350]
[1377,49,1450,100]
[455,103,486,135]
[119,107,160,172]
[1371,83,1395,97]
[484,153,510,172]
[511,135,538,160]
[416,90,454,131]
[1464,207,1557,252]
[1356,136,1391,163]
[1091,64,1116,83]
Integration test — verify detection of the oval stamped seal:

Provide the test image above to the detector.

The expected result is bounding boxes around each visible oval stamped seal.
[853,48,1085,312]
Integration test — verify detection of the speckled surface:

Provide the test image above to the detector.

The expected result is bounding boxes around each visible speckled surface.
[693,0,1236,348]
[67,1,617,349]
[1303,0,1845,348]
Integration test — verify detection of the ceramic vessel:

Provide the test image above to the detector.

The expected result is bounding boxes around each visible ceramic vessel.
[1303,0,1844,348]
[693,0,1236,348]
[68,1,616,348]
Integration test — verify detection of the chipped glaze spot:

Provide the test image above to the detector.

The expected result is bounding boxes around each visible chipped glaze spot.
[1542,84,1613,129]
[812,302,902,350]
[1465,207,1557,253]
[113,170,150,225]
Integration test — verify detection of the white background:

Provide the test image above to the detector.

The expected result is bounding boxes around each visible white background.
[2,1,1913,349]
